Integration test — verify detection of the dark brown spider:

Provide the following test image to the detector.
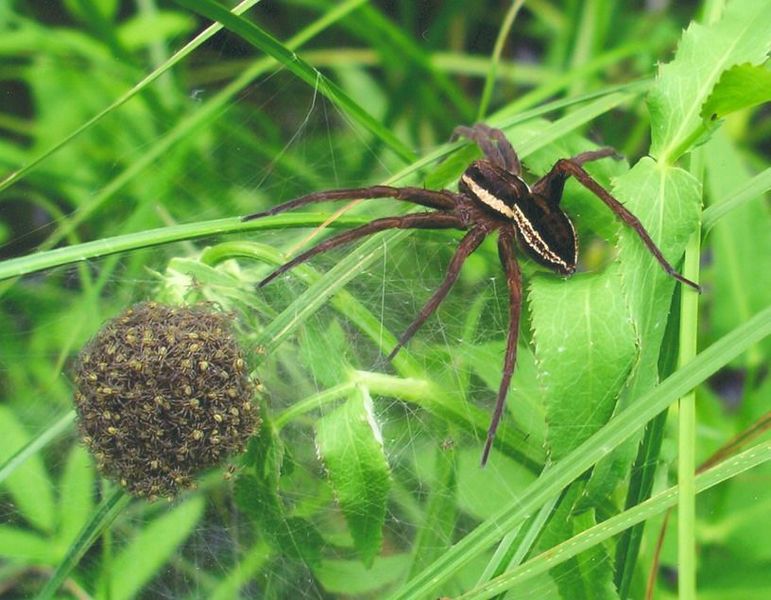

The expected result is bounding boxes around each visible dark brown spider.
[243,124,700,465]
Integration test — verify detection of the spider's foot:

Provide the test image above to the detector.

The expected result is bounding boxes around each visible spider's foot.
[385,343,404,362]
[242,209,271,222]
[257,270,281,288]
[674,271,702,293]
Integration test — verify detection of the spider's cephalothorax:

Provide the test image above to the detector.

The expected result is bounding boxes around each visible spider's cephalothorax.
[243,123,700,465]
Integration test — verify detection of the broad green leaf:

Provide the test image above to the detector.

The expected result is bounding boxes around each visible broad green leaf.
[585,158,701,503]
[235,419,325,567]
[314,554,410,595]
[535,485,618,600]
[57,444,95,548]
[700,62,771,121]
[704,129,771,365]
[648,0,771,162]
[530,272,636,460]
[315,386,391,567]
[107,496,205,600]
[0,526,54,563]
[455,447,536,522]
[0,405,56,533]
[63,0,119,23]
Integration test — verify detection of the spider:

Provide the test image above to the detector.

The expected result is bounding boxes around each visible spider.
[243,123,700,465]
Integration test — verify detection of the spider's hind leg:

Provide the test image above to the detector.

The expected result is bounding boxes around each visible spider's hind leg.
[452,124,521,175]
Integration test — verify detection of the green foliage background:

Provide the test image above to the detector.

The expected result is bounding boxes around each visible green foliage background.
[0,1,769,598]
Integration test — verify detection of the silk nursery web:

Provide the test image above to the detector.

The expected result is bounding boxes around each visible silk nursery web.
[2,73,623,599]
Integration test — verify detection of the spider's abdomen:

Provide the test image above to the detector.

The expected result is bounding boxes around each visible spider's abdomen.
[460,160,577,275]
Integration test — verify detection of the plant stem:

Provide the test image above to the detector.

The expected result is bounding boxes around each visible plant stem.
[677,151,704,600]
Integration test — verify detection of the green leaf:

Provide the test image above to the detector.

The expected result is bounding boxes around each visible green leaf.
[530,272,636,460]
[388,306,771,600]
[236,419,324,567]
[462,340,547,451]
[36,489,131,600]
[700,62,771,121]
[234,474,324,566]
[0,526,54,563]
[462,443,771,598]
[171,0,415,163]
[117,11,196,51]
[535,485,618,600]
[648,0,771,162]
[108,496,206,600]
[0,405,56,533]
[315,385,391,567]
[407,442,459,579]
[299,319,351,389]
[314,554,410,595]
[57,444,95,548]
[585,157,701,503]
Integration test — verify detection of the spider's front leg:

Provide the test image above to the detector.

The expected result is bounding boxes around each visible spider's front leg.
[452,123,522,175]
[481,227,522,466]
[533,153,701,292]
[243,186,456,220]
[258,212,464,287]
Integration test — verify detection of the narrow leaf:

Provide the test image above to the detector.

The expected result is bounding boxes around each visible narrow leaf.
[535,485,618,600]
[0,405,56,533]
[108,496,206,600]
[171,0,415,163]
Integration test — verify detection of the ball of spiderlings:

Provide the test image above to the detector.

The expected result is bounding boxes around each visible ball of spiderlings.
[71,301,259,500]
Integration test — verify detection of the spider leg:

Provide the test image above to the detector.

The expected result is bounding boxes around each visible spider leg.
[243,186,457,220]
[386,227,487,361]
[452,124,522,175]
[533,159,701,292]
[259,212,464,287]
[570,147,622,166]
[481,227,522,466]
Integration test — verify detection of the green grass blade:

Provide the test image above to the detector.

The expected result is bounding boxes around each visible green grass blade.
[702,166,771,233]
[0,412,75,485]
[387,306,771,600]
[172,0,415,163]
[32,0,370,251]
[35,489,131,600]
[0,214,367,282]
[477,0,525,120]
[459,442,771,599]
[0,0,262,194]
